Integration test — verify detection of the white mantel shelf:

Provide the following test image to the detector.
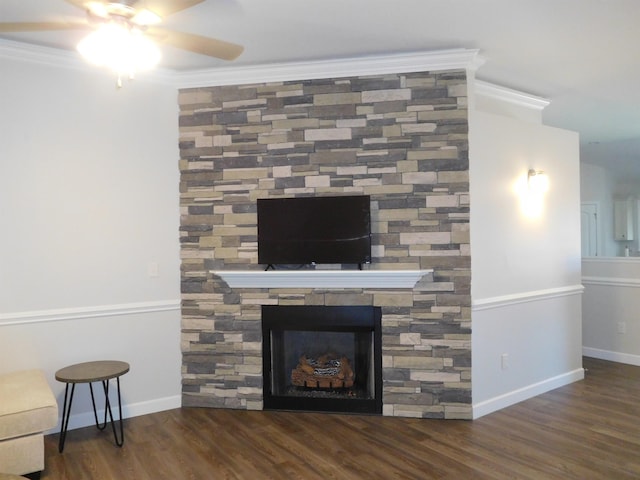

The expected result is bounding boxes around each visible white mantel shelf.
[211,270,434,289]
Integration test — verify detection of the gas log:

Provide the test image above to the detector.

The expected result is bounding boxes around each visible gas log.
[291,353,355,389]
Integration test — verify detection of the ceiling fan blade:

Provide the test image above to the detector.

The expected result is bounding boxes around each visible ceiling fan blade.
[64,0,206,17]
[64,0,89,10]
[0,21,88,33]
[137,0,206,18]
[149,27,243,60]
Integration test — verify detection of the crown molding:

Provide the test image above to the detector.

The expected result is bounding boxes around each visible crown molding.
[0,37,177,86]
[0,38,484,89]
[0,37,85,71]
[474,79,550,111]
[172,49,484,88]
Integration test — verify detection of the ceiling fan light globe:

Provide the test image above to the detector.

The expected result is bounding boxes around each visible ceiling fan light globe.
[77,23,118,66]
[86,1,110,19]
[77,23,161,76]
[132,9,162,26]
[125,29,162,71]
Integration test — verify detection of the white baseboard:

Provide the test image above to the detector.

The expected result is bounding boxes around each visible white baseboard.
[472,368,585,419]
[48,395,182,434]
[583,347,640,366]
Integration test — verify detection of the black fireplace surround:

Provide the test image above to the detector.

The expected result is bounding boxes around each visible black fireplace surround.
[262,305,382,414]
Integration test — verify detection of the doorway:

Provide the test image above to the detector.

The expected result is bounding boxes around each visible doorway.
[581,202,599,256]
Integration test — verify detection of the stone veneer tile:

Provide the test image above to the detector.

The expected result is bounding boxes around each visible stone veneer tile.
[313,92,362,105]
[402,172,438,184]
[179,70,471,419]
[362,89,412,103]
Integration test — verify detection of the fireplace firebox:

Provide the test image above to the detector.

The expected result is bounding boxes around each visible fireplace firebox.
[262,305,382,414]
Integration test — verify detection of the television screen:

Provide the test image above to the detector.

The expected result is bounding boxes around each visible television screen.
[257,195,371,267]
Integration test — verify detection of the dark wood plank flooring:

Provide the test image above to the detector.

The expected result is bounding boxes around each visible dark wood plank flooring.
[42,357,640,479]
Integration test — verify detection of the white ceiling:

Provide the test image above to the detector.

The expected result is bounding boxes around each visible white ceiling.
[2,0,640,178]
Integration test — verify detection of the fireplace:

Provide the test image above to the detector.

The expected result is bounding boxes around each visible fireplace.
[262,305,382,414]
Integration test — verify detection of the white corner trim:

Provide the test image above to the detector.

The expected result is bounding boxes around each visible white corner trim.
[471,285,584,311]
[582,347,640,367]
[474,79,550,111]
[172,49,484,88]
[212,269,433,289]
[0,300,181,326]
[472,368,585,419]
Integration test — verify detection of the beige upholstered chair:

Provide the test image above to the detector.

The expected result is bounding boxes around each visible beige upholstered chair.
[0,370,58,479]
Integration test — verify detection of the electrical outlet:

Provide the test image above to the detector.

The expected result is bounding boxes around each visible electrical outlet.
[501,353,509,370]
[617,322,626,334]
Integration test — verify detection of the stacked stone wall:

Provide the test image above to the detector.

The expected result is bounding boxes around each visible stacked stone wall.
[179,70,472,419]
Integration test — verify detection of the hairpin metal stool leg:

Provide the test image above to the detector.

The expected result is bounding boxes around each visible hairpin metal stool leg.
[88,378,124,446]
[58,383,76,453]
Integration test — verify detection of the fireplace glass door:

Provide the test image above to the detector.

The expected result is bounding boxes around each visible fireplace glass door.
[262,305,382,414]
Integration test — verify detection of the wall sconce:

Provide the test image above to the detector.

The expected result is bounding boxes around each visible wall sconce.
[516,169,549,219]
[527,169,549,194]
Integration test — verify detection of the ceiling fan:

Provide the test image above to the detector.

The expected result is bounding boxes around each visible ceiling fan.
[0,0,244,82]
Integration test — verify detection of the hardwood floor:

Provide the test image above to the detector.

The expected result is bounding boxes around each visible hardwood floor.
[42,357,640,479]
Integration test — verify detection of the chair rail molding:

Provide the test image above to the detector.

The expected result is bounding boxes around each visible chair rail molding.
[582,276,640,288]
[0,300,181,326]
[472,285,584,312]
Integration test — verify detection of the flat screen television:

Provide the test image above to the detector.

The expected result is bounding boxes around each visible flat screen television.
[257,195,371,268]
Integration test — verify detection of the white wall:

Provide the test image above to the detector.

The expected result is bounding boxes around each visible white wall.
[0,52,182,430]
[469,95,584,418]
[582,257,640,366]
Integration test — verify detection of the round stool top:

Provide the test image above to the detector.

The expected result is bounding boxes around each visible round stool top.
[55,360,130,383]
